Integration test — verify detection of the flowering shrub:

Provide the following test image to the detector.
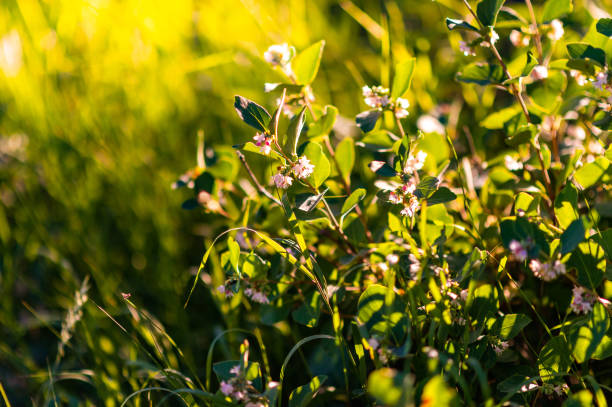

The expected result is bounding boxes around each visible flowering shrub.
[171,1,611,406]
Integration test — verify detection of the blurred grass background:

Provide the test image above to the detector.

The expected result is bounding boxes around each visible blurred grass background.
[0,0,580,404]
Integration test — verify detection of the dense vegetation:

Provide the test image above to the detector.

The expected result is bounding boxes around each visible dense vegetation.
[0,0,611,406]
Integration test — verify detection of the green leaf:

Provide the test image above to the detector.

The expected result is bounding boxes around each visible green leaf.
[481,106,521,129]
[564,390,593,407]
[522,51,538,77]
[560,219,585,255]
[368,160,397,177]
[367,369,409,406]
[445,18,479,32]
[307,105,338,137]
[574,157,610,189]
[357,284,408,341]
[567,43,606,67]
[391,58,416,100]
[421,376,459,407]
[569,303,610,363]
[596,18,612,37]
[181,198,199,210]
[234,96,271,132]
[336,137,355,182]
[415,176,439,199]
[295,188,328,212]
[293,40,325,85]
[569,241,605,289]
[592,335,612,360]
[457,62,504,85]
[492,314,532,340]
[555,183,579,229]
[426,187,457,205]
[542,0,572,23]
[341,188,366,216]
[467,284,499,325]
[288,375,327,407]
[356,110,382,133]
[538,336,572,382]
[292,291,322,327]
[476,0,505,26]
[284,106,307,157]
[300,142,330,188]
[515,192,539,216]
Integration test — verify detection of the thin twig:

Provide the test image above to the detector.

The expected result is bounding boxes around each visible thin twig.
[524,0,543,62]
[236,150,282,206]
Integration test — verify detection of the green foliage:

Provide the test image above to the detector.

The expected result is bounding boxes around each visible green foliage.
[2,0,611,405]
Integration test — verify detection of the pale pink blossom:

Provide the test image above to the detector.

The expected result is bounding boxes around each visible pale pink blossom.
[229,365,241,376]
[400,196,420,218]
[571,286,594,314]
[292,156,314,179]
[509,240,528,261]
[272,173,293,189]
[531,65,548,81]
[253,133,272,155]
[389,191,402,204]
[362,85,390,108]
[220,381,234,396]
[403,151,427,174]
[459,41,476,56]
[570,70,588,86]
[493,341,509,355]
[510,30,529,47]
[402,178,417,195]
[217,285,234,298]
[548,19,564,41]
[386,253,399,265]
[395,97,410,118]
[593,71,608,90]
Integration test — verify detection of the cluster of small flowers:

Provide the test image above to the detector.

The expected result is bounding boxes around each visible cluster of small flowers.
[570,286,596,314]
[362,85,390,108]
[220,365,271,407]
[531,65,549,81]
[504,155,523,171]
[548,19,564,41]
[403,151,427,174]
[592,71,609,91]
[509,239,531,261]
[542,382,569,396]
[394,97,410,119]
[570,70,588,86]
[244,288,270,304]
[217,284,235,298]
[492,340,510,355]
[253,133,273,155]
[367,337,392,364]
[264,43,294,76]
[510,30,530,47]
[481,28,499,48]
[528,259,566,281]
[459,41,476,56]
[271,156,315,189]
[377,253,400,273]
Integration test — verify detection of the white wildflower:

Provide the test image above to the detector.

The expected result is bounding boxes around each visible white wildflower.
[504,155,523,171]
[264,43,292,67]
[493,341,509,355]
[389,190,403,204]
